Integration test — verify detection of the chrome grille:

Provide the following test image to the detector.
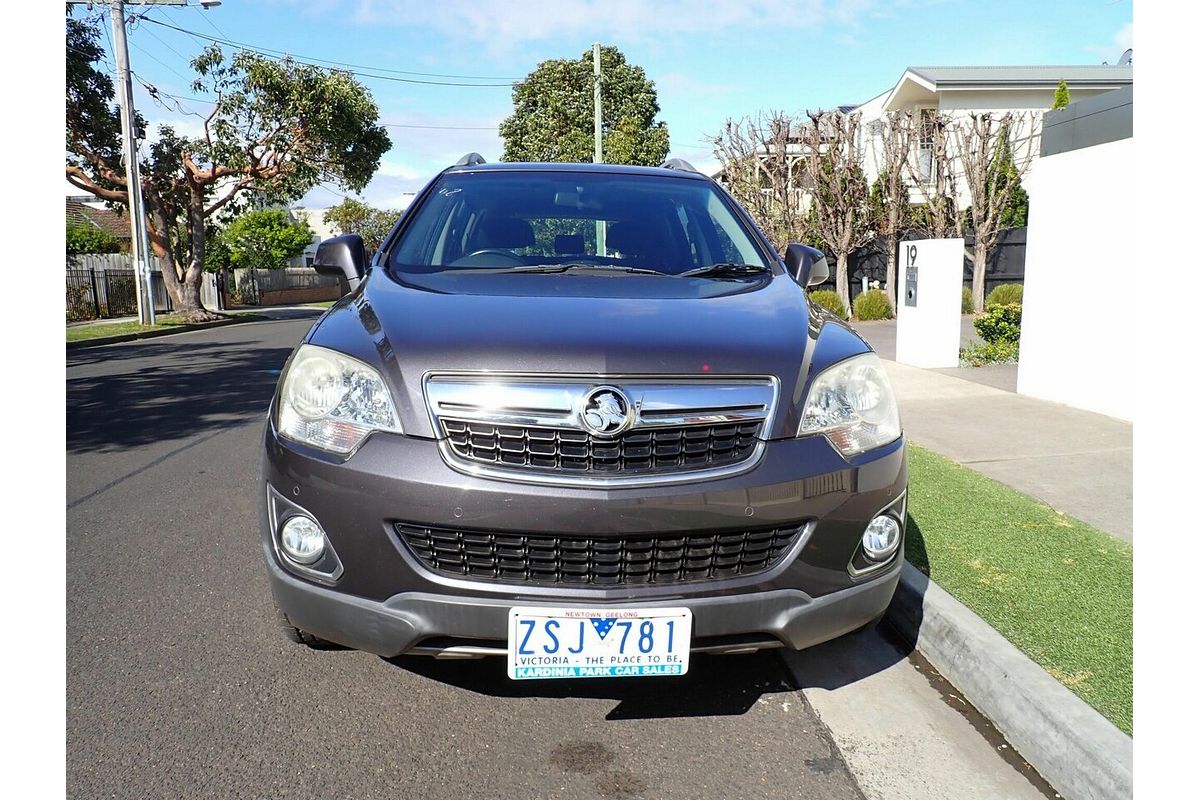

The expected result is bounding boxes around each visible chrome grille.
[443,420,762,473]
[396,523,804,586]
[425,375,777,485]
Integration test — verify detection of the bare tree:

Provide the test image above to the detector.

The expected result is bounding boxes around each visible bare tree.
[709,112,810,251]
[902,110,959,240]
[953,111,1041,311]
[870,111,917,308]
[801,110,874,311]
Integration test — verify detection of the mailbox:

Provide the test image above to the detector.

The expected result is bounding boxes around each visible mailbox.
[905,265,918,307]
[896,238,963,368]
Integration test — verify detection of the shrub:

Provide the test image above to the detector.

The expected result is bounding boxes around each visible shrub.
[962,303,1022,365]
[809,289,847,320]
[985,283,1023,309]
[853,289,893,321]
[961,340,1019,366]
[66,222,121,255]
[961,285,975,314]
[974,303,1022,345]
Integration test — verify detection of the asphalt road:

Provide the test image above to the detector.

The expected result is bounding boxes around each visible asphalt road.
[66,313,1053,800]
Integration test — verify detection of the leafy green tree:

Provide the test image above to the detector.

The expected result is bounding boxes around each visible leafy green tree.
[1052,80,1071,110]
[322,198,402,254]
[322,198,372,236]
[66,222,121,255]
[222,209,313,271]
[65,12,390,319]
[203,229,232,273]
[499,46,669,165]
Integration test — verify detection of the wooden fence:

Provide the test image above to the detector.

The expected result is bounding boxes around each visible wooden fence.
[66,254,219,320]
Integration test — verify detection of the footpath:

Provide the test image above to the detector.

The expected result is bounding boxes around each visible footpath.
[853,319,1132,543]
[851,318,1133,800]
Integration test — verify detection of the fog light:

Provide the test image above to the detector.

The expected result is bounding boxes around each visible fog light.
[862,515,901,562]
[280,515,326,564]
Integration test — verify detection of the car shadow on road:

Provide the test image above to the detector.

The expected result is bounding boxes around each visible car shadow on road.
[387,647,806,720]
[67,338,296,453]
[786,514,926,692]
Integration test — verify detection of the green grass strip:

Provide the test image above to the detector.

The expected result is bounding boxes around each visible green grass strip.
[905,443,1132,733]
[66,315,194,342]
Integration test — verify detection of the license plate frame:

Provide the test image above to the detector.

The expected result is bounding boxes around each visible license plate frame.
[506,606,692,680]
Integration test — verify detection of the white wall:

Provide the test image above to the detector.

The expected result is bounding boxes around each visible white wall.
[1017,136,1133,421]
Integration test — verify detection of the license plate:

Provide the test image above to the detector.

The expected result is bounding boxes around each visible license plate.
[507,606,692,680]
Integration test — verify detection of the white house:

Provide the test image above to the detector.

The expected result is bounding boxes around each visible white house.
[287,207,337,267]
[710,61,1133,216]
[855,64,1133,204]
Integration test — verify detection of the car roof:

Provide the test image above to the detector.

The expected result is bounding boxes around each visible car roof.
[443,161,710,181]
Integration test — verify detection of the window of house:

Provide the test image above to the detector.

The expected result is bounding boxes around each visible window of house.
[918,108,937,182]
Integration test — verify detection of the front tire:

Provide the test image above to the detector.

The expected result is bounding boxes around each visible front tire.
[275,604,338,649]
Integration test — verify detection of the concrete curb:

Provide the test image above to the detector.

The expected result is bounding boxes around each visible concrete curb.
[886,561,1131,800]
[66,316,266,350]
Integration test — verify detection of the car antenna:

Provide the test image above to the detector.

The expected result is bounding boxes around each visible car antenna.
[453,153,487,167]
[660,158,699,173]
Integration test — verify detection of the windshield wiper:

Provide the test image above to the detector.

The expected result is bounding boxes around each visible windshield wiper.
[457,262,669,276]
[679,262,772,279]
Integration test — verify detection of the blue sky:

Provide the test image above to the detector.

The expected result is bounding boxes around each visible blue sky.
[98,0,1132,210]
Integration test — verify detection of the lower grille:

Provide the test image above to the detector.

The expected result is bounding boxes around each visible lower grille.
[442,420,762,475]
[395,523,805,586]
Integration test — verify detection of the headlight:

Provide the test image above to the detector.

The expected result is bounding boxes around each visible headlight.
[799,353,901,457]
[277,344,401,455]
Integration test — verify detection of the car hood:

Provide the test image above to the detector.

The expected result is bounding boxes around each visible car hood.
[305,270,867,439]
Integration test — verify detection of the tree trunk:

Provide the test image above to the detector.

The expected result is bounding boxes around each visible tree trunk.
[172,186,219,321]
[835,252,850,314]
[972,239,989,312]
[146,197,186,310]
[884,233,898,310]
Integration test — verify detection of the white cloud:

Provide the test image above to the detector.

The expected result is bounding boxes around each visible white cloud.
[351,0,885,48]
[1115,21,1133,52]
[1085,21,1133,63]
[375,159,422,180]
[655,71,738,100]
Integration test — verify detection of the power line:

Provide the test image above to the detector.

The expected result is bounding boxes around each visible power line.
[133,71,204,116]
[188,3,233,41]
[132,5,207,55]
[384,123,499,131]
[315,184,357,201]
[131,84,500,130]
[134,16,517,86]
[128,39,192,83]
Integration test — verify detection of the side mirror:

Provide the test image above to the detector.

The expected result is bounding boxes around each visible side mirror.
[314,234,367,293]
[784,243,830,287]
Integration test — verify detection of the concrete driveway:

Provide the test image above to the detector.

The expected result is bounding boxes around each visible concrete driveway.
[845,316,1132,543]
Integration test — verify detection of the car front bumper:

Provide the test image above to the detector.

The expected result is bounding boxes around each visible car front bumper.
[264,538,902,658]
[260,420,907,656]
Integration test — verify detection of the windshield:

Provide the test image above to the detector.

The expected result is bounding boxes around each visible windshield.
[388,171,773,276]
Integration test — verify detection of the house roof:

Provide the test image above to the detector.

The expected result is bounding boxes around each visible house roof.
[66,198,132,241]
[882,64,1132,111]
[905,64,1133,87]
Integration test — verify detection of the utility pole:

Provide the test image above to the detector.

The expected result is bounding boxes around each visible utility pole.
[68,1,222,323]
[109,0,155,324]
[593,42,603,166]
[593,42,605,255]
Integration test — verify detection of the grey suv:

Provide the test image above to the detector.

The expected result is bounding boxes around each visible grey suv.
[260,155,906,680]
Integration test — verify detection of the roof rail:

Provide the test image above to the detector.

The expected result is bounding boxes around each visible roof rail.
[453,152,487,167]
[660,157,699,173]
